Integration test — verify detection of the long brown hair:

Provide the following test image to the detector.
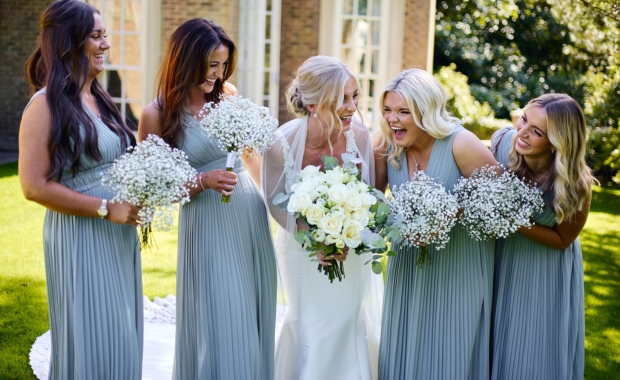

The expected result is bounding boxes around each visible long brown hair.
[25,0,135,181]
[155,18,237,147]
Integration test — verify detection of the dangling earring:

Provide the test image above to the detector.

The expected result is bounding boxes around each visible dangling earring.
[313,113,317,118]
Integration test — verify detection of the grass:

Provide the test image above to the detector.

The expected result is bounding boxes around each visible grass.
[0,162,178,379]
[0,161,619,379]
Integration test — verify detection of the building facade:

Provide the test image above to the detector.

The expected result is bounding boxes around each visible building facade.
[0,0,436,154]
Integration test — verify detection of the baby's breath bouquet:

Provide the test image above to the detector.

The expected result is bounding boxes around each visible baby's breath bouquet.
[388,170,459,266]
[101,134,198,249]
[452,164,545,241]
[273,154,399,282]
[199,94,278,203]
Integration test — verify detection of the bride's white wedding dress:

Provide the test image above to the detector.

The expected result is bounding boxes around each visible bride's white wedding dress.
[262,116,383,380]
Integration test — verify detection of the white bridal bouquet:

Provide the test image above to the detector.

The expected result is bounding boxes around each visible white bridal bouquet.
[199,94,278,203]
[452,165,545,241]
[101,134,198,249]
[273,155,399,282]
[388,170,459,266]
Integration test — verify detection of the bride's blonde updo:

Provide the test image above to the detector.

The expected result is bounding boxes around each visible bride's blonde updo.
[285,55,360,140]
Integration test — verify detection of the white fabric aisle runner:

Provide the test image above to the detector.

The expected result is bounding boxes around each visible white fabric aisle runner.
[30,295,287,379]
[30,295,177,380]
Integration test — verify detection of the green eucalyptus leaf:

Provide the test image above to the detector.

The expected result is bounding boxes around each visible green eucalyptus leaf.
[371,261,384,274]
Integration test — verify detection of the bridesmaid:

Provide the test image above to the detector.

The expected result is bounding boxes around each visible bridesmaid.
[490,94,592,380]
[19,1,143,378]
[374,68,498,379]
[138,18,277,379]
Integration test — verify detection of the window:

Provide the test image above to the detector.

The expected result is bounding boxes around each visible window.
[87,0,160,130]
[237,0,281,118]
[319,0,404,130]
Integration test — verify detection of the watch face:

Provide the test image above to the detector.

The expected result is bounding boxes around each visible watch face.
[99,208,108,216]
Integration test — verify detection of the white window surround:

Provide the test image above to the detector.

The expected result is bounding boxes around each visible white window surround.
[319,0,405,130]
[86,0,161,124]
[237,0,282,118]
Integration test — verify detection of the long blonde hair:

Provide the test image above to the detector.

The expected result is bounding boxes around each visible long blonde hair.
[508,94,593,223]
[285,55,361,147]
[379,69,460,168]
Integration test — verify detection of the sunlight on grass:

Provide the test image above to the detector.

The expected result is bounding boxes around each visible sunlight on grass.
[1,159,619,379]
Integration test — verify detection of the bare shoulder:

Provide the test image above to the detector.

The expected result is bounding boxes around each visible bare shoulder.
[21,93,51,133]
[138,102,164,140]
[452,128,489,155]
[452,128,497,176]
[224,82,239,95]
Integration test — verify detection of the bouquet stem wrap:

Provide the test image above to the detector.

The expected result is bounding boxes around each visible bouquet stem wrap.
[221,152,237,203]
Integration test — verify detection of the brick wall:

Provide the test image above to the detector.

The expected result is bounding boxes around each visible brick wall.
[277,0,321,124]
[402,0,435,71]
[161,0,239,73]
[0,0,51,152]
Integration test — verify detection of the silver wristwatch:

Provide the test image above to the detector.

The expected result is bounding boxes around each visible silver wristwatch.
[97,199,108,219]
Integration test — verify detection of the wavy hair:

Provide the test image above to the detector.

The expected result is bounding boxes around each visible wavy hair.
[507,94,594,223]
[285,55,361,149]
[25,0,134,181]
[155,18,237,147]
[379,68,460,168]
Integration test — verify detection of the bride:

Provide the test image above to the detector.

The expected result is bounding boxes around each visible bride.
[262,55,383,380]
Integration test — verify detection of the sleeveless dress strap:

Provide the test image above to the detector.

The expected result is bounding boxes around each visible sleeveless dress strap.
[491,126,514,157]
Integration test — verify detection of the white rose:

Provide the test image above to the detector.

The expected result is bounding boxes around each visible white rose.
[316,184,329,196]
[350,208,370,226]
[361,193,378,208]
[330,206,348,222]
[335,239,345,249]
[342,220,363,248]
[305,204,326,225]
[324,233,340,245]
[295,181,319,201]
[312,229,326,242]
[343,189,363,212]
[287,192,312,215]
[318,213,344,236]
[327,184,347,206]
[356,181,369,193]
[299,165,321,181]
[325,167,345,184]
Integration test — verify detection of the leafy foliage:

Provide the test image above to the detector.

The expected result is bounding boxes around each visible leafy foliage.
[434,0,620,183]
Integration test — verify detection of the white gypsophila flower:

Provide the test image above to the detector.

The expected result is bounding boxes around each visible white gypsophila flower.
[388,170,459,251]
[101,134,197,232]
[199,94,278,155]
[453,165,545,241]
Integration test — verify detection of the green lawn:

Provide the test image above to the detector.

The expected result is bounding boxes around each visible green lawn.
[1,161,619,379]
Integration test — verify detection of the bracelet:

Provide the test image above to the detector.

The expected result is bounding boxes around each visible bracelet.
[199,173,207,191]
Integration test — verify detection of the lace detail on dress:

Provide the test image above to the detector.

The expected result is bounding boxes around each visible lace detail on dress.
[280,135,295,194]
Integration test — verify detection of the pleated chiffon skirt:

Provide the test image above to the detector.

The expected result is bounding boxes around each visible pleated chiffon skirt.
[43,174,143,380]
[173,165,277,380]
[491,234,585,380]
[379,226,494,380]
[379,126,494,380]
